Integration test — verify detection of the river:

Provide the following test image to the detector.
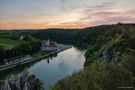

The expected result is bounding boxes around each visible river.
[0,46,85,89]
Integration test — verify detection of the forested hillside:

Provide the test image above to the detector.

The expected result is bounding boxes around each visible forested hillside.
[52,23,135,90]
[0,23,135,90]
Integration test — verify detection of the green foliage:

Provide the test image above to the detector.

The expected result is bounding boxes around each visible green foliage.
[53,59,135,90]
[85,24,135,65]
[1,24,135,90]
[0,35,41,61]
[52,24,135,90]
[0,38,22,49]
[52,62,107,90]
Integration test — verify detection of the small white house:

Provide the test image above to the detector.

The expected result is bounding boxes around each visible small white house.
[20,36,24,40]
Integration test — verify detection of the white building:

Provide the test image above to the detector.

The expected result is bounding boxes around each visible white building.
[19,36,24,40]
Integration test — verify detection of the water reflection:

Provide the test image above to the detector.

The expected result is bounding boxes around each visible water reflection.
[0,46,85,89]
[29,47,85,88]
[0,53,58,80]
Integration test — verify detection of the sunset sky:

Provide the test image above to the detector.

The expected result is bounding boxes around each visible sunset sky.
[0,0,135,30]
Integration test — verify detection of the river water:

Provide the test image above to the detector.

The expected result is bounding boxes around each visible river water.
[0,46,85,89]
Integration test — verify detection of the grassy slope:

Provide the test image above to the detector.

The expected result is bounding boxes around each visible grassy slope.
[0,38,22,49]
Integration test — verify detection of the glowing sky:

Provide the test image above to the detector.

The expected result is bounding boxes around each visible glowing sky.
[0,0,135,29]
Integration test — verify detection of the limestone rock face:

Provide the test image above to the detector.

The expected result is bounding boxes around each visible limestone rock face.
[100,48,120,63]
[0,74,43,90]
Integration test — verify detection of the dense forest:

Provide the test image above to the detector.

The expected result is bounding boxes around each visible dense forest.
[51,23,135,90]
[0,23,135,90]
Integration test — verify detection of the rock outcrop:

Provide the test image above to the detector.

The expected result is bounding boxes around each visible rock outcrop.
[0,74,43,90]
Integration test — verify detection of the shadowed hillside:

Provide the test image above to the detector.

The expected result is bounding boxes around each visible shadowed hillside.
[52,23,135,90]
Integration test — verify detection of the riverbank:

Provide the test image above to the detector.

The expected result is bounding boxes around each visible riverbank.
[0,44,72,71]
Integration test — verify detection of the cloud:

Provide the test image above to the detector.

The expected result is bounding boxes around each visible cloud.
[0,0,135,29]
[78,1,135,27]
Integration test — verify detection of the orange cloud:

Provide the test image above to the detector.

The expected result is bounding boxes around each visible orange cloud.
[0,0,135,30]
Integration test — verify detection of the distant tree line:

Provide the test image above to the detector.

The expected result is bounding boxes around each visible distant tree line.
[16,24,135,46]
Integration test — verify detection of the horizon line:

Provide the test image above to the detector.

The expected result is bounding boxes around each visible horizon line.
[0,23,135,31]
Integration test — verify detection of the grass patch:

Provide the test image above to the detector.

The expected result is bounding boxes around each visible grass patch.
[0,38,22,49]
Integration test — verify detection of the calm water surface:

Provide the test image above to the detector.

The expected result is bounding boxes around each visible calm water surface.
[0,46,85,89]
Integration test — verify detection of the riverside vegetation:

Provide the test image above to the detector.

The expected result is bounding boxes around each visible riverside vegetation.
[52,24,135,90]
[0,23,135,90]
[0,35,41,64]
